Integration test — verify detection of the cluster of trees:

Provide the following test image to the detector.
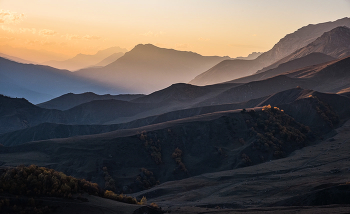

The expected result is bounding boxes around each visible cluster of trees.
[310,95,339,128]
[139,131,163,164]
[241,105,311,163]
[0,165,146,206]
[172,148,187,173]
[102,167,116,191]
[0,165,101,198]
[134,168,159,191]
[0,197,52,214]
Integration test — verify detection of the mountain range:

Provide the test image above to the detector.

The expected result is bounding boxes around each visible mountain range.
[190,17,350,86]
[2,17,350,213]
[0,57,126,103]
[74,44,230,93]
[43,46,127,71]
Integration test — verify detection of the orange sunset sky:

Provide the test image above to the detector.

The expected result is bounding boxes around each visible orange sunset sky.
[1,0,350,63]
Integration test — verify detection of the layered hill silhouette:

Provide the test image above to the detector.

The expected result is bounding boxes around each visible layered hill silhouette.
[0,57,126,104]
[38,92,145,110]
[196,57,350,106]
[4,87,349,147]
[190,17,350,86]
[3,55,350,134]
[0,52,34,64]
[228,53,336,83]
[44,46,127,71]
[1,88,348,195]
[74,44,230,93]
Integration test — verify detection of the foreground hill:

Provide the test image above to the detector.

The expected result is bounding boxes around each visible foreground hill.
[0,57,123,104]
[74,44,230,93]
[189,17,350,86]
[38,92,145,111]
[0,165,161,214]
[43,46,127,71]
[131,118,350,213]
[258,26,350,74]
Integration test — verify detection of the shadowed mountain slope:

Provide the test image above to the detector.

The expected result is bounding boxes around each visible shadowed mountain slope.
[94,52,125,67]
[0,95,66,134]
[189,59,264,86]
[43,47,127,71]
[0,89,348,195]
[198,56,350,106]
[3,54,350,134]
[228,53,336,84]
[3,88,349,147]
[0,57,124,104]
[38,92,145,111]
[0,52,34,64]
[74,44,230,93]
[258,26,350,74]
[130,119,350,212]
[255,17,350,66]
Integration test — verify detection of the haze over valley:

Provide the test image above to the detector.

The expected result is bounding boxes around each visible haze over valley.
[1,1,350,213]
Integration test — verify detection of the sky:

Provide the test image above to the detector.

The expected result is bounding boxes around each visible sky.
[1,0,350,62]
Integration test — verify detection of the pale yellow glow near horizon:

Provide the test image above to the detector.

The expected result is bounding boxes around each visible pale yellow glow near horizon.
[0,0,350,62]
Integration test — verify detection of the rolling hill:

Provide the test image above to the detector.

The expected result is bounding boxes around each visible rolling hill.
[38,92,145,110]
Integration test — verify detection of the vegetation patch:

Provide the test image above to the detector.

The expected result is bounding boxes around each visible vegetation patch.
[172,148,188,173]
[102,166,116,191]
[139,131,162,164]
[0,165,147,210]
[310,95,339,128]
[134,168,159,191]
[241,106,312,165]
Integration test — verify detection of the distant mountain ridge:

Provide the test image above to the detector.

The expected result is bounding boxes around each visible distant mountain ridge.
[255,17,350,66]
[190,17,350,86]
[257,26,350,73]
[228,53,336,83]
[74,44,230,93]
[0,57,125,104]
[43,46,127,71]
